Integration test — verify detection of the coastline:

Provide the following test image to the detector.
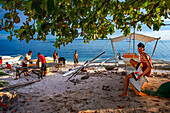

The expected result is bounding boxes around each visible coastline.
[0,62,169,112]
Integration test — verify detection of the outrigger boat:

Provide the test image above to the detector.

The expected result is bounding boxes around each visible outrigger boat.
[0,55,22,64]
[110,33,161,66]
[63,32,169,95]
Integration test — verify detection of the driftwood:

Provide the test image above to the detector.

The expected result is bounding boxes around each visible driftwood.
[0,79,41,91]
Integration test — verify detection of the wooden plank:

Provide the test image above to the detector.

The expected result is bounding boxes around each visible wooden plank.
[0,79,41,91]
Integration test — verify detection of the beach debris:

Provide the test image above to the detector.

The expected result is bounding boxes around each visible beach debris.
[55,94,62,97]
[165,102,170,106]
[117,105,125,109]
[40,99,45,102]
[102,85,111,91]
[0,79,41,91]
[70,79,81,85]
[121,71,126,76]
[81,75,89,80]
[152,99,160,102]
[0,103,8,112]
[81,68,88,72]
[11,110,17,113]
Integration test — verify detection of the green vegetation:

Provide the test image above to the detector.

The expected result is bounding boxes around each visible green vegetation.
[0,0,169,48]
[0,71,9,76]
[0,80,9,87]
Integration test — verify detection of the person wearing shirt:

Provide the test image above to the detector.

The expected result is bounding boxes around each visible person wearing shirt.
[38,53,47,78]
[0,57,3,68]
[6,62,11,69]
[23,50,33,76]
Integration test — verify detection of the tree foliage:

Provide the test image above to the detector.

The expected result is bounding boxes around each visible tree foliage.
[0,0,169,48]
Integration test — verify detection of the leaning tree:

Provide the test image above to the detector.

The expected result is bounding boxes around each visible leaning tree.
[0,0,169,48]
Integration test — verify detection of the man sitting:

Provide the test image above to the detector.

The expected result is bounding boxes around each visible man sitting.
[6,62,11,69]
[119,42,152,97]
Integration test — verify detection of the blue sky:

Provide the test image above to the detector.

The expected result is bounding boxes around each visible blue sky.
[0,4,170,40]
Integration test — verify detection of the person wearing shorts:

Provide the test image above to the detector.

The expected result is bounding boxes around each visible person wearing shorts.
[119,42,152,97]
[53,50,59,63]
[38,53,46,78]
[23,50,33,76]
[74,51,78,67]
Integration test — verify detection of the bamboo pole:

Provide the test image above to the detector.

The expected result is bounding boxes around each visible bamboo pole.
[133,27,135,58]
[110,39,117,61]
[0,79,41,91]
[151,37,161,58]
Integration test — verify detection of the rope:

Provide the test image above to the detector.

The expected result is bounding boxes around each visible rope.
[150,41,170,61]
[91,39,110,59]
[160,40,170,52]
[148,42,162,60]
[155,41,170,58]
[150,41,164,60]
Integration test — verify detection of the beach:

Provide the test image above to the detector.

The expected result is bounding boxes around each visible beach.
[0,62,170,113]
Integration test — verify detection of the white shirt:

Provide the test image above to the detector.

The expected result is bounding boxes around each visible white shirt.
[23,54,31,64]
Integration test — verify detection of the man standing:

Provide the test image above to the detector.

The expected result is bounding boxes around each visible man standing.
[38,53,46,78]
[74,51,78,67]
[53,50,59,63]
[119,42,152,97]
[23,50,32,76]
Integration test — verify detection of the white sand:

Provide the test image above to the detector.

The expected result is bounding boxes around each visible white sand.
[0,62,170,113]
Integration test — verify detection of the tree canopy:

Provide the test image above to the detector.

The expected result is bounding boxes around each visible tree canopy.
[0,0,169,48]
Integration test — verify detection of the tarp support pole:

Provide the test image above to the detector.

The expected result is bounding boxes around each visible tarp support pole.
[133,27,135,58]
[110,39,117,62]
[151,37,161,58]
[129,38,130,53]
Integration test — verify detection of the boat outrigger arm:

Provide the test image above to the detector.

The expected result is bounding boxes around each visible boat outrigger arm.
[65,51,106,81]
[110,33,161,61]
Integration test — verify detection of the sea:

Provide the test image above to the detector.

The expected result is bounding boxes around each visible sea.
[0,39,170,62]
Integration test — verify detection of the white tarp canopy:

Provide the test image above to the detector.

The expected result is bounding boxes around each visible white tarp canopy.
[110,33,160,43]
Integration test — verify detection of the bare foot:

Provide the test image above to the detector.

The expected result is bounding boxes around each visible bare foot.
[119,93,128,97]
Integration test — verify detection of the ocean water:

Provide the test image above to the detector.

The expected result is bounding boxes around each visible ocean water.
[0,39,170,62]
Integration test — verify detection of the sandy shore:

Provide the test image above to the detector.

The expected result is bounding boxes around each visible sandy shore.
[0,62,170,113]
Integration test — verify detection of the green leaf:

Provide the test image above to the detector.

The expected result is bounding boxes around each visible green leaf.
[14,15,20,23]
[4,13,11,19]
[165,0,170,9]
[17,29,25,34]
[98,2,102,8]
[7,36,12,41]
[18,5,24,11]
[31,0,42,14]
[47,0,54,14]
[5,20,9,27]
[24,1,32,10]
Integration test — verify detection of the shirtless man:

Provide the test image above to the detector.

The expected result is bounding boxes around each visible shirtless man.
[74,51,78,67]
[119,42,152,97]
[53,50,59,63]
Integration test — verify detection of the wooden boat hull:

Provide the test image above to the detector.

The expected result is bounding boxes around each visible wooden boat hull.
[1,55,22,64]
